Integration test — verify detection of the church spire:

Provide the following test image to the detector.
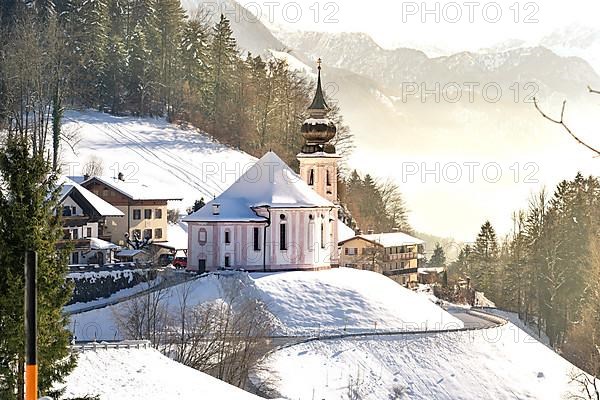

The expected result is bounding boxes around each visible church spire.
[300,59,337,153]
[307,58,328,115]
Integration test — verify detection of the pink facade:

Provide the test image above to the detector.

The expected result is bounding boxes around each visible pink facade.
[187,207,339,272]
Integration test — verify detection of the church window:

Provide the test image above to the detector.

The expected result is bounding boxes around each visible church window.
[224,255,230,268]
[224,230,231,244]
[320,223,325,249]
[198,228,207,244]
[253,227,260,251]
[308,169,314,186]
[280,223,287,251]
[326,170,331,186]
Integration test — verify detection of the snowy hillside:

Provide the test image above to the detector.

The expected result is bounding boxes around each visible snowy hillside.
[61,110,256,212]
[58,345,264,400]
[254,323,594,400]
[70,268,462,340]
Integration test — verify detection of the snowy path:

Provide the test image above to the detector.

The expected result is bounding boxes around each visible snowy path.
[254,321,593,400]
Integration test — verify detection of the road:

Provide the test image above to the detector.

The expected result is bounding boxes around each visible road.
[447,306,500,329]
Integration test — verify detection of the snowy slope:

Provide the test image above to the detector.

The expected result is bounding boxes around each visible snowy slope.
[61,110,256,212]
[70,268,463,340]
[251,268,463,334]
[59,346,264,400]
[255,323,595,400]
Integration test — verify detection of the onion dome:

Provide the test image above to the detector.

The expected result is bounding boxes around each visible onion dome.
[301,59,337,151]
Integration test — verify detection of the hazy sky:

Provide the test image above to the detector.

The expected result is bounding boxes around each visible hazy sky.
[251,0,600,53]
[229,0,600,242]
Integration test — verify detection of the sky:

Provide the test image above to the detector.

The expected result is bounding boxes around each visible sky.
[252,0,600,54]
[227,0,600,242]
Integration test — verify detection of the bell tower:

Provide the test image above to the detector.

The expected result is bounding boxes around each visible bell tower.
[297,59,340,204]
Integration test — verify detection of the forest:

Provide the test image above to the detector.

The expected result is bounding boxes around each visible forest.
[0,0,410,235]
[450,173,600,380]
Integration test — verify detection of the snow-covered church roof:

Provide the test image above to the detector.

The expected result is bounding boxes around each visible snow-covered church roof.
[184,152,334,222]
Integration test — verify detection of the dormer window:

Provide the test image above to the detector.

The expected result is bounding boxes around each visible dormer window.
[212,203,220,215]
[308,169,314,186]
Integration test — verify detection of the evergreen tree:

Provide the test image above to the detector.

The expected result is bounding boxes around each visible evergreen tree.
[127,23,152,115]
[102,34,127,113]
[154,0,186,119]
[428,243,447,270]
[471,221,499,298]
[0,134,75,399]
[63,0,109,106]
[180,17,211,116]
[208,14,238,134]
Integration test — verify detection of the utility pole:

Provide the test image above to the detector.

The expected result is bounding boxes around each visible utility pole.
[25,251,37,400]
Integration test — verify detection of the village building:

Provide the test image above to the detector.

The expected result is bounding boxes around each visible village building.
[79,176,182,251]
[58,177,124,266]
[184,62,340,273]
[338,232,425,286]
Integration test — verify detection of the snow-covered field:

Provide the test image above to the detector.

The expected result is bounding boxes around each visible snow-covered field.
[254,323,592,400]
[70,268,463,340]
[58,346,264,400]
[61,110,256,211]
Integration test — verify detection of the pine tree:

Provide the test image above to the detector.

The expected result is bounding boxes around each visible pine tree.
[428,243,446,270]
[0,134,75,399]
[102,34,127,113]
[63,0,109,106]
[154,0,186,119]
[180,17,211,113]
[208,14,238,133]
[127,23,152,115]
[472,221,499,299]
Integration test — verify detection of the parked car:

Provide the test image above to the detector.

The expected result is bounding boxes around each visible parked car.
[173,256,187,269]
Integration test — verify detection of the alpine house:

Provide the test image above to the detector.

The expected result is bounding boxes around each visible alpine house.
[184,61,340,272]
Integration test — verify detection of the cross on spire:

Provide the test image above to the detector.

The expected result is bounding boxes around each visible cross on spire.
[308,57,328,112]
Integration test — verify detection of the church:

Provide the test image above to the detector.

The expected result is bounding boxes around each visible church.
[184,62,340,272]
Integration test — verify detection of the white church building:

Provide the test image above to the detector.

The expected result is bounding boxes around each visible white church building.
[184,62,341,272]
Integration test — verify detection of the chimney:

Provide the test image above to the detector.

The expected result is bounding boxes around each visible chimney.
[367,229,374,235]
[392,227,399,232]
[212,203,220,215]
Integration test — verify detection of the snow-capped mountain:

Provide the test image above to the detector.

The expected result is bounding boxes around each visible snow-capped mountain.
[175,0,600,239]
[540,25,600,75]
[275,30,600,99]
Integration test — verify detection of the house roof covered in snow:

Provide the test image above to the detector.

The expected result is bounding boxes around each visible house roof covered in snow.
[154,221,188,250]
[59,177,124,218]
[337,220,356,243]
[82,176,182,201]
[184,152,334,222]
[340,232,424,247]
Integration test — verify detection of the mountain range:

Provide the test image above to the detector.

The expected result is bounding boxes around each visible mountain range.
[183,0,600,241]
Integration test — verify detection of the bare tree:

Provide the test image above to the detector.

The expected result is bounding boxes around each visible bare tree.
[82,156,104,178]
[533,88,600,157]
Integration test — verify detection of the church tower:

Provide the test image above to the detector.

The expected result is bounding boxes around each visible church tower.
[298,59,340,204]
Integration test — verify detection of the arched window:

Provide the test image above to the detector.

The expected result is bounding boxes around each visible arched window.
[308,169,314,186]
[198,228,207,244]
[308,215,315,250]
[280,222,287,251]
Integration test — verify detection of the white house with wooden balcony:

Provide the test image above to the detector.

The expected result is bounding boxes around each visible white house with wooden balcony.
[339,232,425,286]
[58,177,124,265]
[183,62,341,273]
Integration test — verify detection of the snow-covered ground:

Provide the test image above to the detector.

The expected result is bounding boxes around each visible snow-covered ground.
[58,345,264,400]
[254,323,593,400]
[70,268,463,340]
[61,110,256,212]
